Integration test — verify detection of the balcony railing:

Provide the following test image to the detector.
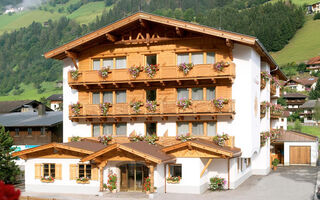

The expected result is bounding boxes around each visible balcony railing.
[68,63,235,86]
[69,100,235,119]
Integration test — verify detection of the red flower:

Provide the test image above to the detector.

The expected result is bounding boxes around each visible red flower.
[0,181,20,200]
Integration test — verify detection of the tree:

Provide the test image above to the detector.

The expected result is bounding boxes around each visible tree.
[313,102,320,126]
[277,97,287,106]
[293,119,302,132]
[309,79,320,100]
[0,126,20,184]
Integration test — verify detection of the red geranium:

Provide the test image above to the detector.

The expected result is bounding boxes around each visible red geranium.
[0,181,20,200]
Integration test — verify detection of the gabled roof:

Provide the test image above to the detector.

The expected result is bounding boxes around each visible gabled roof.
[44,12,286,81]
[300,99,320,109]
[307,56,320,65]
[47,94,63,101]
[274,130,318,143]
[0,100,52,113]
[287,77,318,86]
[282,93,308,99]
[0,111,62,127]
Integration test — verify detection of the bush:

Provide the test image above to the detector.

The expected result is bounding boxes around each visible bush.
[272,158,279,166]
[209,176,226,191]
[314,13,320,20]
[293,119,302,131]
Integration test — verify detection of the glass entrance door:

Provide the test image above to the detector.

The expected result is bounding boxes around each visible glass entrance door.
[120,163,149,192]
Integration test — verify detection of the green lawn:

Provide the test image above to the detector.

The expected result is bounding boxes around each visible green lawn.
[288,125,320,138]
[0,82,62,101]
[270,0,319,5]
[271,16,320,66]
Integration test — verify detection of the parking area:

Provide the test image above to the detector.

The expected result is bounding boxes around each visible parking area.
[20,166,318,200]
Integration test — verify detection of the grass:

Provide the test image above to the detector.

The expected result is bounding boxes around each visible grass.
[0,82,62,101]
[271,16,320,66]
[270,0,319,5]
[288,125,320,138]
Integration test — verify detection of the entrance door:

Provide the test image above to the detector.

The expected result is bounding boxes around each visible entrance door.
[120,163,149,192]
[289,146,311,165]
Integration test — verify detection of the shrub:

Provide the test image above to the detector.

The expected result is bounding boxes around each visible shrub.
[314,13,320,20]
[209,176,226,191]
[293,119,302,131]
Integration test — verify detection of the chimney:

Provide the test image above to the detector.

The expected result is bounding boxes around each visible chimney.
[38,104,46,116]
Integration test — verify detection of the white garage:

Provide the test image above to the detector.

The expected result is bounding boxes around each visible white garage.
[271,130,318,166]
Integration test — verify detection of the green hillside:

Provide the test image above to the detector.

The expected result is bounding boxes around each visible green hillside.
[271,16,320,65]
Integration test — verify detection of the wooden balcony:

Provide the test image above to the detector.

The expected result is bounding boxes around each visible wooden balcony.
[68,63,235,89]
[69,100,235,121]
[270,84,276,96]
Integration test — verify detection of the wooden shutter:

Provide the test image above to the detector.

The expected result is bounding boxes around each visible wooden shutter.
[91,165,99,181]
[69,164,78,180]
[55,164,62,180]
[35,164,41,179]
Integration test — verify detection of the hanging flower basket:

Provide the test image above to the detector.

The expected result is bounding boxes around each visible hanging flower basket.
[176,98,192,109]
[144,64,159,78]
[76,177,90,184]
[260,71,271,89]
[70,69,80,80]
[130,101,144,114]
[213,133,229,146]
[166,176,181,184]
[98,135,113,145]
[71,102,81,116]
[178,63,194,75]
[260,101,271,118]
[213,61,230,72]
[99,67,111,78]
[176,133,193,142]
[145,100,157,112]
[129,65,142,78]
[100,102,112,116]
[212,98,229,110]
[41,176,55,183]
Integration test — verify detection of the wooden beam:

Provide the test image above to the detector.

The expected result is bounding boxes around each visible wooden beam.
[139,19,148,29]
[160,80,166,87]
[128,82,134,88]
[200,158,213,177]
[99,161,107,192]
[65,51,78,69]
[113,83,119,88]
[176,80,181,85]
[144,81,150,87]
[149,164,155,193]
[194,79,199,85]
[106,33,117,42]
[161,116,168,121]
[176,27,183,37]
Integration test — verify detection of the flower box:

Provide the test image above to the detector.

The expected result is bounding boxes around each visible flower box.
[166,180,180,184]
[213,61,230,72]
[41,176,55,183]
[76,180,90,184]
[166,176,181,184]
[260,78,266,89]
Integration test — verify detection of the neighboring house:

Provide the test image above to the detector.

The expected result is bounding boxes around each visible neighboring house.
[0,100,52,113]
[13,12,286,195]
[0,106,63,167]
[284,76,318,92]
[273,111,289,130]
[47,94,63,111]
[306,55,320,72]
[307,2,320,13]
[300,99,320,126]
[271,130,318,166]
[282,93,308,114]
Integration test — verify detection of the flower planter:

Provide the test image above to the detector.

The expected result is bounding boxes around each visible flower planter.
[146,191,150,195]
[112,189,117,193]
[76,180,90,184]
[260,78,266,89]
[273,166,277,171]
[41,179,54,183]
[167,180,180,184]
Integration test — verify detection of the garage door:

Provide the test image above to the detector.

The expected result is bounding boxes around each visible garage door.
[289,146,311,165]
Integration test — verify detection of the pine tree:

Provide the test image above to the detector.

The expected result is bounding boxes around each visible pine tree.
[309,79,320,100]
[0,126,20,184]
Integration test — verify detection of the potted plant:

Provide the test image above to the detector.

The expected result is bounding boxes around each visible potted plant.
[144,64,159,78]
[70,69,80,80]
[144,177,151,194]
[213,61,230,72]
[129,135,144,142]
[145,100,157,112]
[212,98,229,110]
[209,176,226,191]
[129,65,142,78]
[130,101,144,114]
[166,176,181,184]
[107,172,117,193]
[71,102,81,116]
[99,66,111,78]
[100,102,112,116]
[176,133,193,142]
[98,135,113,145]
[213,133,229,146]
[41,176,54,183]
[145,134,159,145]
[272,158,279,171]
[76,177,90,184]
[178,62,194,75]
[176,98,192,109]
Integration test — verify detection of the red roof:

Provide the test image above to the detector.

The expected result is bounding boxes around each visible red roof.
[307,56,320,65]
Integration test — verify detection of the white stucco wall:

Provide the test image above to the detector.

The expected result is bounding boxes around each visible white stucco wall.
[284,142,318,166]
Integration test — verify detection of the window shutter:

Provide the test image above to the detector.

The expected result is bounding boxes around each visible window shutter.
[91,165,99,181]
[55,164,62,180]
[35,164,41,179]
[69,164,78,180]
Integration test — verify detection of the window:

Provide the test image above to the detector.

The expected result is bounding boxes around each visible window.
[177,88,189,100]
[146,90,156,101]
[27,128,32,136]
[207,52,215,64]
[15,128,19,136]
[103,124,113,136]
[93,124,100,137]
[93,59,100,70]
[41,127,46,136]
[191,53,203,65]
[192,88,203,100]
[116,123,127,136]
[207,122,217,136]
[146,55,157,65]
[116,91,126,103]
[43,163,55,178]
[169,164,182,178]
[115,57,126,69]
[92,93,100,104]
[103,58,113,68]
[79,164,91,179]
[177,122,189,136]
[103,92,113,103]
[192,122,203,135]
[177,54,189,65]
[146,123,157,136]
[206,87,216,100]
